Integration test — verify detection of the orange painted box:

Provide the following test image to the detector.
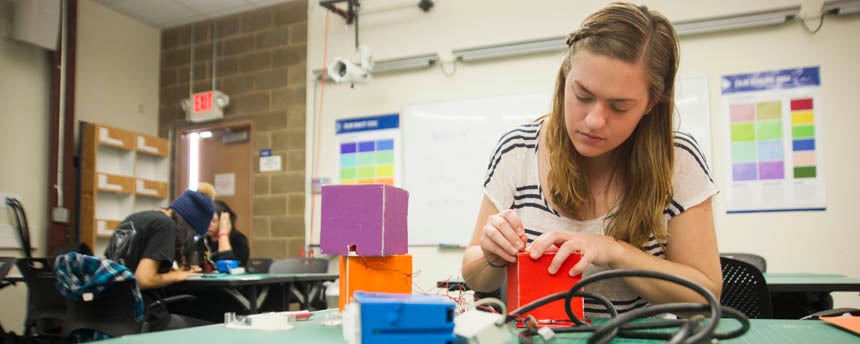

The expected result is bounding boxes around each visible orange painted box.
[339,255,412,310]
[506,252,583,323]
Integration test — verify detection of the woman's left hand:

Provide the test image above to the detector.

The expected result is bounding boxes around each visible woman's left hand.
[526,231,623,277]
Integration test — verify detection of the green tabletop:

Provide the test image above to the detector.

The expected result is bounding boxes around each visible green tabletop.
[764,273,860,293]
[98,309,860,344]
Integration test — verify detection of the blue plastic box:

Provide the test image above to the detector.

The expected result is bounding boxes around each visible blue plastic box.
[344,291,456,344]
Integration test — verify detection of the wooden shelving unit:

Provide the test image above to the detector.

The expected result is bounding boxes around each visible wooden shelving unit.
[79,122,170,250]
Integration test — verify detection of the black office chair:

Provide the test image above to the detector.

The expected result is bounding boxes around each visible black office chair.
[0,257,15,290]
[720,256,773,319]
[247,258,274,273]
[61,278,197,340]
[61,279,142,338]
[720,252,767,273]
[269,258,329,310]
[15,257,67,337]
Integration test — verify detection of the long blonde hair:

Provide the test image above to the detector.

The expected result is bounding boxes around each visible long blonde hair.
[545,2,679,247]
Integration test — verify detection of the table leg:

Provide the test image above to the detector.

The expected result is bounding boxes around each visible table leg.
[247,285,258,313]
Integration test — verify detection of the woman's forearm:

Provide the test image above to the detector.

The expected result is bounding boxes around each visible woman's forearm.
[610,242,722,305]
[461,245,507,292]
[218,234,232,252]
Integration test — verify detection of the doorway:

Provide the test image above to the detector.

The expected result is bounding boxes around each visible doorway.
[174,120,254,251]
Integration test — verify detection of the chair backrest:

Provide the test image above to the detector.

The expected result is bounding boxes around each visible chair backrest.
[0,257,14,280]
[247,258,274,273]
[720,252,767,272]
[269,258,328,274]
[720,256,773,319]
[15,257,67,335]
[61,279,141,338]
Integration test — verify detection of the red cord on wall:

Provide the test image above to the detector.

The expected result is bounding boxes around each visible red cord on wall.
[306,12,331,258]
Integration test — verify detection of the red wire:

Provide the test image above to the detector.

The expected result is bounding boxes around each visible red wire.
[308,12,330,257]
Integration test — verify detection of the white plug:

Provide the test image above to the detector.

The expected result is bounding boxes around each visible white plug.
[453,309,512,343]
[537,326,556,341]
[342,302,361,344]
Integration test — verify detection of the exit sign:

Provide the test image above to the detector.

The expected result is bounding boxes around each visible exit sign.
[193,91,213,114]
[185,90,228,123]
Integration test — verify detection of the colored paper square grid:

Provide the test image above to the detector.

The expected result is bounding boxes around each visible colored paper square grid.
[340,154,357,167]
[794,166,817,178]
[729,103,755,122]
[792,151,816,166]
[758,161,784,180]
[376,139,394,150]
[792,139,815,151]
[791,111,814,125]
[341,168,357,179]
[733,163,757,181]
[341,143,357,154]
[731,142,757,162]
[357,152,376,166]
[790,98,813,111]
[755,121,783,140]
[376,151,394,164]
[755,101,781,120]
[731,123,756,141]
[376,165,394,177]
[792,125,815,138]
[358,141,375,152]
[757,140,784,162]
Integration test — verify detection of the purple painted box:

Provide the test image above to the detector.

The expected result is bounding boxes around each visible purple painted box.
[320,184,408,256]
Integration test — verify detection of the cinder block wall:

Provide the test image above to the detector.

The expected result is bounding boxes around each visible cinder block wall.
[158,0,308,258]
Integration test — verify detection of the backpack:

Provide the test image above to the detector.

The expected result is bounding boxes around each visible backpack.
[104,221,137,266]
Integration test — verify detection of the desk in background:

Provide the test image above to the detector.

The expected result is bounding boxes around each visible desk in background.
[765,273,860,293]
[96,309,860,344]
[166,273,338,322]
[765,273,860,319]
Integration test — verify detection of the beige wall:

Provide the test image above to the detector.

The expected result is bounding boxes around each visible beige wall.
[0,28,50,335]
[76,0,160,136]
[306,0,860,310]
[0,0,161,331]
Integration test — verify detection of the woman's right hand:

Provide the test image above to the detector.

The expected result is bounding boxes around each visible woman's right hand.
[218,211,231,236]
[480,209,528,264]
[172,267,202,282]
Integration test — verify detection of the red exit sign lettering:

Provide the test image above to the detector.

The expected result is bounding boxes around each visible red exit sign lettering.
[193,91,214,113]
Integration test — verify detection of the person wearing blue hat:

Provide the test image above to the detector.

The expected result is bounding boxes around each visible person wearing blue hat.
[107,189,215,331]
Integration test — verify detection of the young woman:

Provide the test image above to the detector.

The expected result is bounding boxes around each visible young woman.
[461,2,721,318]
[197,200,250,272]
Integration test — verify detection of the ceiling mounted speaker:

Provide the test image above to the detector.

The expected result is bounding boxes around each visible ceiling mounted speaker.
[12,0,61,51]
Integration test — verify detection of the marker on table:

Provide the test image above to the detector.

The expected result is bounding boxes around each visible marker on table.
[439,243,465,249]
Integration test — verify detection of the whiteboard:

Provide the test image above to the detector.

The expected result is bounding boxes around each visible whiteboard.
[675,76,712,163]
[401,78,710,247]
[402,93,552,246]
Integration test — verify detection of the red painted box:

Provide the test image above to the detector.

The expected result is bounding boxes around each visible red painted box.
[506,252,584,323]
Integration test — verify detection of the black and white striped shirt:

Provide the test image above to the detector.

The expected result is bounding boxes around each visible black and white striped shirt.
[483,120,717,318]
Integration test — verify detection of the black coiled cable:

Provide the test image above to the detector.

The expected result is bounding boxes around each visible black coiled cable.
[508,269,750,344]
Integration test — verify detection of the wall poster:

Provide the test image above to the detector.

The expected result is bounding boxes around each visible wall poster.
[721,66,825,213]
[335,114,400,186]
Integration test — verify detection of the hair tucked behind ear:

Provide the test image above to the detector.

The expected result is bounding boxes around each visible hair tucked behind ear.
[545,2,678,248]
[172,212,196,269]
